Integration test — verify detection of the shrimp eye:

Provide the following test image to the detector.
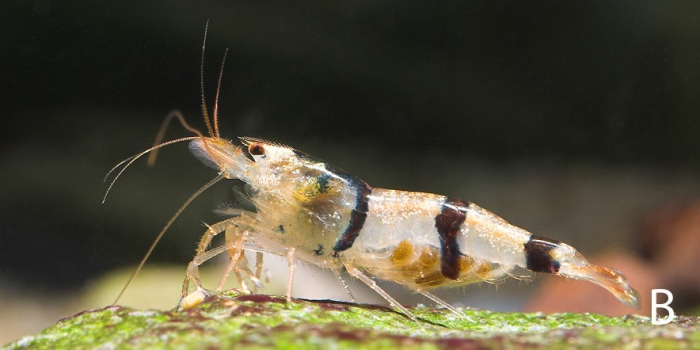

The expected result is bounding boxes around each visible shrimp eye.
[248,142,266,156]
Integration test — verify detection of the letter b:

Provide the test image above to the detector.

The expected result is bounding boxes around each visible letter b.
[651,289,675,325]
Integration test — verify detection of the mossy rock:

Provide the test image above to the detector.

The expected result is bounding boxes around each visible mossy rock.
[4,290,699,349]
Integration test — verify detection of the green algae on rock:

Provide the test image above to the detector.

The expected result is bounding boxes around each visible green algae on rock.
[4,290,699,349]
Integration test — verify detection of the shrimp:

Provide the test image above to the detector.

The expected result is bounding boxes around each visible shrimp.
[106,24,640,321]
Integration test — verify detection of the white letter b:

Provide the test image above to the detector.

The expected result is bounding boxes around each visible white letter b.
[651,289,675,325]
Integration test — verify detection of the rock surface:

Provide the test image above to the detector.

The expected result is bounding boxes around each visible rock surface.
[4,290,699,349]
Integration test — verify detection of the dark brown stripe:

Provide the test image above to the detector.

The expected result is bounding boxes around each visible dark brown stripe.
[435,197,469,280]
[290,149,373,254]
[332,177,372,253]
[524,235,561,274]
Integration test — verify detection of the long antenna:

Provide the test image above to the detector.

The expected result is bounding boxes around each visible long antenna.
[147,110,205,167]
[213,48,228,139]
[200,20,215,137]
[112,174,224,305]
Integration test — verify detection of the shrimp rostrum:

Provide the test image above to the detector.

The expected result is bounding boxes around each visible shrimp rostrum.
[107,27,639,321]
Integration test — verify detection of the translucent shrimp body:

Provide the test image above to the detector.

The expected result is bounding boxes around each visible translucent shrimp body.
[181,135,640,317]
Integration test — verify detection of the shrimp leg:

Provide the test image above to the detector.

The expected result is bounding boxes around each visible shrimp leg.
[285,248,296,302]
[420,291,470,320]
[179,215,259,310]
[333,269,356,302]
[345,264,418,322]
[216,223,260,293]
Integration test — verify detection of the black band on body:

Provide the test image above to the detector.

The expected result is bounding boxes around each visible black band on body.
[332,179,372,252]
[291,149,373,254]
[524,235,561,274]
[435,197,469,280]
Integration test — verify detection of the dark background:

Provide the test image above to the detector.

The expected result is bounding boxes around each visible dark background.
[2,1,700,339]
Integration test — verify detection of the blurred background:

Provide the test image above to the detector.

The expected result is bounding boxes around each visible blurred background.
[3,1,700,343]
